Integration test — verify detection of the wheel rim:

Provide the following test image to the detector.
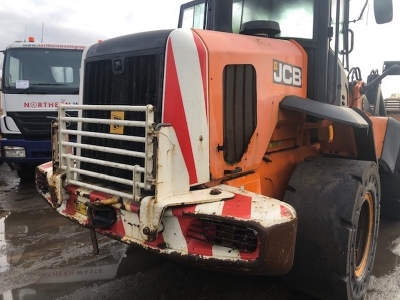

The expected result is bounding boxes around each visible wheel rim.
[354,191,374,278]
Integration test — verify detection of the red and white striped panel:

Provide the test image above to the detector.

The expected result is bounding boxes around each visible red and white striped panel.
[37,160,295,262]
[118,184,295,261]
[162,28,209,186]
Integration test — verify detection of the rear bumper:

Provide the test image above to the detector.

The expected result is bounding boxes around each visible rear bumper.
[36,162,297,276]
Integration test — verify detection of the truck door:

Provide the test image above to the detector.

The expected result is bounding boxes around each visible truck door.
[178,0,208,29]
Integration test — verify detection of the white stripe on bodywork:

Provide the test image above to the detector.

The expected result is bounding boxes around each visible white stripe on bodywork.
[250,193,296,227]
[217,184,296,227]
[120,210,142,240]
[212,245,241,259]
[168,29,209,184]
[195,200,225,216]
[162,216,188,253]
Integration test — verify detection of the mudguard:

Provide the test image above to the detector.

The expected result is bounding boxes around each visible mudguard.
[280,96,369,128]
[280,96,378,162]
[381,117,400,173]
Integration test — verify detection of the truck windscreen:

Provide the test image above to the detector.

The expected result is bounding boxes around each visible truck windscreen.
[3,48,83,94]
[232,0,314,39]
[180,0,314,39]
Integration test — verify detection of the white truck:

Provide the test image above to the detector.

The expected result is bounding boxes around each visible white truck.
[0,38,85,179]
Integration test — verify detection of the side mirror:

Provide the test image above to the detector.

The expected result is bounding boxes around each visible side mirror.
[383,61,400,75]
[374,0,393,24]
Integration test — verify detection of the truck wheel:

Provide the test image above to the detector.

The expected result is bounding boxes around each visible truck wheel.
[380,170,400,219]
[283,157,380,300]
[15,163,37,181]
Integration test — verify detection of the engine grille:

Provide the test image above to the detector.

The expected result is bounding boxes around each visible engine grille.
[79,54,162,188]
[7,111,77,139]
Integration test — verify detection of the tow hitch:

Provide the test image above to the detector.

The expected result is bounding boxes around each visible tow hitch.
[86,202,117,255]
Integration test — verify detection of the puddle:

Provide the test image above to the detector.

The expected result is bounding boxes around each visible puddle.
[0,186,167,299]
[371,217,400,277]
[0,165,21,193]
[1,244,127,300]
[0,208,129,297]
[0,214,11,273]
[368,218,400,300]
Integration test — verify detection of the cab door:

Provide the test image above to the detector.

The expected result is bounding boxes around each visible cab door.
[178,0,209,29]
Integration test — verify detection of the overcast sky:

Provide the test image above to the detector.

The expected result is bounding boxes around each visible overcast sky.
[0,0,399,97]
[0,0,186,57]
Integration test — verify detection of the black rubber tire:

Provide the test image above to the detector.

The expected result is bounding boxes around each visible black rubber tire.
[15,163,37,181]
[283,157,380,300]
[379,170,400,219]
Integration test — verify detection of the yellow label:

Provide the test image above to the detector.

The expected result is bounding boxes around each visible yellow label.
[75,201,87,215]
[268,141,282,148]
[110,111,124,134]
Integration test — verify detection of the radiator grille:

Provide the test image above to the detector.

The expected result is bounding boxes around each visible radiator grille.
[57,104,155,201]
[223,64,257,164]
[7,111,77,139]
[79,55,162,189]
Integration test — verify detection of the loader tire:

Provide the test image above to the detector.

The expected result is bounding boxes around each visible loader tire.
[380,170,400,219]
[283,157,380,300]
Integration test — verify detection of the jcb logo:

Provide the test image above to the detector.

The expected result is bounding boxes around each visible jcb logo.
[110,111,124,135]
[273,60,302,87]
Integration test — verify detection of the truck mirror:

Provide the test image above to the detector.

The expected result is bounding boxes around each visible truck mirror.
[383,61,400,75]
[374,0,393,24]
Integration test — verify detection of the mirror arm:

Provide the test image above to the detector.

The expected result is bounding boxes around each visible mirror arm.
[361,64,400,94]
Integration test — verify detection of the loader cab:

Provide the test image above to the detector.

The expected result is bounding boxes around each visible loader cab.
[178,0,393,106]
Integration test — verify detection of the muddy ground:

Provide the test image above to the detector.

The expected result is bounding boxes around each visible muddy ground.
[1,162,400,300]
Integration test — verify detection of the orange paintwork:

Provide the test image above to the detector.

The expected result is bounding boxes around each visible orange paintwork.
[320,122,358,158]
[223,172,262,194]
[223,144,320,200]
[290,39,308,97]
[267,109,305,153]
[192,29,390,201]
[349,78,388,160]
[192,29,307,180]
[368,116,388,159]
[349,81,364,110]
[257,144,320,200]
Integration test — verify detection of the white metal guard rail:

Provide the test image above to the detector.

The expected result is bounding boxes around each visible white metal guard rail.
[57,104,155,202]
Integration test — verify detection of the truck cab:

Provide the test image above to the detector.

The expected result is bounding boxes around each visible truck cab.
[0,39,85,179]
[179,0,391,106]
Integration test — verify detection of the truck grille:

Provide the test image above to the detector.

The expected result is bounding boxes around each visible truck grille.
[56,104,156,201]
[53,51,164,201]
[75,54,161,192]
[83,55,161,107]
[7,111,77,139]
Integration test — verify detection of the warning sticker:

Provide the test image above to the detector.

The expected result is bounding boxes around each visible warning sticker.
[110,111,124,135]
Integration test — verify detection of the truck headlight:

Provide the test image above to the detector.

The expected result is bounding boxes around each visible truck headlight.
[4,146,26,158]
